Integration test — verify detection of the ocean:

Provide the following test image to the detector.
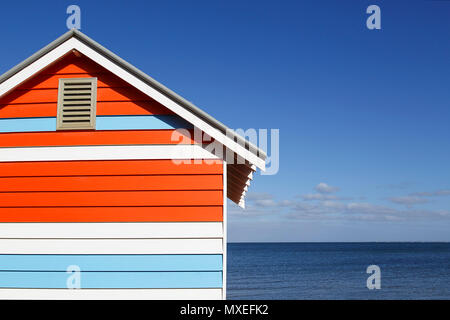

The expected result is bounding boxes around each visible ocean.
[227,242,450,300]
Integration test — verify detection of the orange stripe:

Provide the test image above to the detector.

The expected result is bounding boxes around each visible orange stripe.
[0,160,223,177]
[0,207,222,222]
[18,74,128,90]
[0,190,223,207]
[0,175,222,192]
[96,101,173,116]
[0,159,223,222]
[0,130,194,147]
[46,62,104,74]
[43,54,106,74]
[0,101,173,118]
[4,87,149,105]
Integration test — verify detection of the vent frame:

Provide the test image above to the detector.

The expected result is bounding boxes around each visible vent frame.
[56,77,97,130]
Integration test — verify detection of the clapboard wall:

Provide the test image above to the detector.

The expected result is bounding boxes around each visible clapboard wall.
[0,52,226,299]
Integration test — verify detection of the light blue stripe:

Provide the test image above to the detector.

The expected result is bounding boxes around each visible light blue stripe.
[96,115,191,130]
[0,271,222,288]
[0,117,56,132]
[0,115,191,133]
[0,254,222,271]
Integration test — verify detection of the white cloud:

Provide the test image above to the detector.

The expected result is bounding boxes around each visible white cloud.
[410,192,434,197]
[436,190,450,196]
[253,199,278,207]
[300,193,339,201]
[410,189,450,197]
[286,200,447,221]
[315,182,340,194]
[231,186,450,223]
[388,196,429,206]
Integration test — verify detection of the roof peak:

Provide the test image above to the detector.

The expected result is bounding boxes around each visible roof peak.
[0,30,267,167]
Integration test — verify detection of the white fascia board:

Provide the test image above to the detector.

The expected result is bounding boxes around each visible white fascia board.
[0,39,76,97]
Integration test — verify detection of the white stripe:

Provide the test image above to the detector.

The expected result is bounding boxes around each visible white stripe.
[0,222,223,239]
[0,288,222,300]
[0,37,265,170]
[0,145,218,162]
[0,239,222,254]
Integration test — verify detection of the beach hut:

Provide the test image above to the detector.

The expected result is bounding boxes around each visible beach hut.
[0,30,265,300]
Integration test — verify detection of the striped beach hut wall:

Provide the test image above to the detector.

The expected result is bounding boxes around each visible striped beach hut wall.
[0,30,265,300]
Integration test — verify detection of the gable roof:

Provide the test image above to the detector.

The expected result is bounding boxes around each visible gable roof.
[0,29,266,207]
[0,30,266,169]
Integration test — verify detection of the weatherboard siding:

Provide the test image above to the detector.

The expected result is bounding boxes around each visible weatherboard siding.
[0,159,223,221]
[0,239,223,254]
[0,207,222,223]
[0,130,196,148]
[0,222,223,238]
[0,289,223,300]
[0,159,224,298]
[0,254,223,271]
[0,52,227,299]
[0,272,222,289]
[0,145,220,162]
[0,159,223,176]
[0,115,191,133]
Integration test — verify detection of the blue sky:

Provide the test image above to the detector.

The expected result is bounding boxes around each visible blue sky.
[1,1,449,241]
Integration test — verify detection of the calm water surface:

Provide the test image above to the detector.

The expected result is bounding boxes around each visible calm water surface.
[227,242,450,299]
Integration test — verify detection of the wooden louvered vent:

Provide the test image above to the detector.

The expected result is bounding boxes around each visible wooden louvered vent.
[57,78,97,130]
